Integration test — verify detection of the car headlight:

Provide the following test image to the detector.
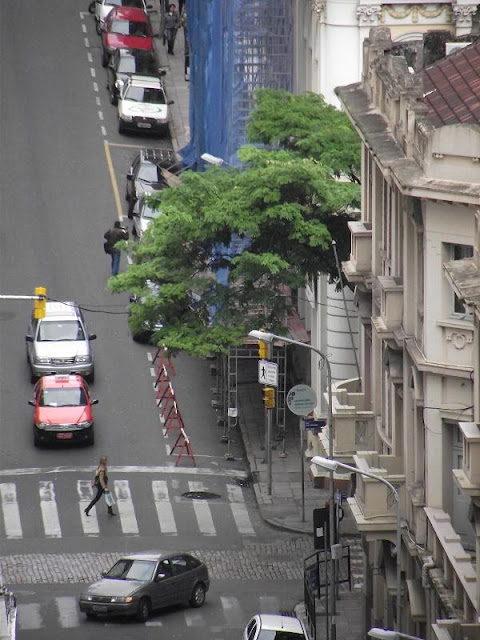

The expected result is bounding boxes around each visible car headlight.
[110,596,133,603]
[35,422,48,429]
[121,114,133,121]
[78,421,93,428]
[156,117,168,124]
[35,357,52,364]
[116,79,125,89]
[75,355,91,363]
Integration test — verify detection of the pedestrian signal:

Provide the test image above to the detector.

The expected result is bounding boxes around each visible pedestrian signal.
[263,387,275,409]
[34,287,47,319]
[258,340,268,359]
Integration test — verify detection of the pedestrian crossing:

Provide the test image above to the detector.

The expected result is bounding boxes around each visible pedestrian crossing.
[0,477,256,540]
[17,592,294,631]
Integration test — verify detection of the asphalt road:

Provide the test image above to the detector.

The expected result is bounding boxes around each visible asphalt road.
[0,1,309,638]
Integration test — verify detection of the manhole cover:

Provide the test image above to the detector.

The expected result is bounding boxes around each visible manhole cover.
[182,491,221,500]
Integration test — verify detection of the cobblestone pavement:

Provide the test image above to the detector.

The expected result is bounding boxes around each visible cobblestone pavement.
[1,537,363,585]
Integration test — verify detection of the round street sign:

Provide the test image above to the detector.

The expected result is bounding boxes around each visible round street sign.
[286,384,317,416]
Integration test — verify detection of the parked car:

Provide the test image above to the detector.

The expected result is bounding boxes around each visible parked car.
[25,301,96,383]
[101,6,154,67]
[28,374,98,447]
[95,0,150,35]
[129,280,163,343]
[107,49,165,105]
[126,147,177,215]
[79,551,210,622]
[243,615,309,640]
[117,75,174,135]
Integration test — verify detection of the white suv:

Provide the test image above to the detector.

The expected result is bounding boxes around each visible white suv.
[26,302,96,383]
[118,76,174,136]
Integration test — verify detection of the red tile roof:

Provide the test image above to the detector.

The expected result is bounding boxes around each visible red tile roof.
[422,42,480,127]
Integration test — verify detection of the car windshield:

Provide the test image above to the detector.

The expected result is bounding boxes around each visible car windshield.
[39,387,87,408]
[105,559,156,581]
[108,0,143,5]
[124,86,166,104]
[141,204,161,220]
[259,632,306,640]
[110,20,148,37]
[37,321,85,342]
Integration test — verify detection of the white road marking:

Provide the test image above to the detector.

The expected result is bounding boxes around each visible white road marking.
[93,82,98,92]
[39,481,61,538]
[150,367,155,376]
[84,37,90,48]
[98,110,104,121]
[114,480,139,534]
[188,481,216,536]
[219,596,243,626]
[87,52,93,62]
[90,67,96,78]
[78,480,99,535]
[0,483,22,539]
[0,465,248,479]
[184,609,205,626]
[55,596,81,628]
[18,603,43,629]
[147,352,153,361]
[152,481,177,534]
[96,96,101,105]
[227,484,255,535]
[82,23,87,33]
[100,125,107,136]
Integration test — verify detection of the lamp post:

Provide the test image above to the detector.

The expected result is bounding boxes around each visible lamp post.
[368,628,423,640]
[201,152,230,167]
[311,456,402,632]
[248,330,336,639]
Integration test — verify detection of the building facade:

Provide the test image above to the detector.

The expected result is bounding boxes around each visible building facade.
[329,27,480,638]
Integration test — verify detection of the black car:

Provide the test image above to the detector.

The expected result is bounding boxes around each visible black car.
[106,49,165,105]
[126,147,176,216]
[79,551,210,622]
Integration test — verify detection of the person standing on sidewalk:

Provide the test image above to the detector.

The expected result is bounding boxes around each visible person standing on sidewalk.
[164,4,181,55]
[104,220,129,277]
[85,455,116,517]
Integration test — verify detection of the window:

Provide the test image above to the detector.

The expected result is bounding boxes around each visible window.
[171,556,189,575]
[445,243,473,316]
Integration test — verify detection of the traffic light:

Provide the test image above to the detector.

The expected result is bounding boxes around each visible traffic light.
[258,340,268,359]
[34,287,47,319]
[263,386,275,409]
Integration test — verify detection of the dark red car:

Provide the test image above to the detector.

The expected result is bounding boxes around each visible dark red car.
[102,6,153,67]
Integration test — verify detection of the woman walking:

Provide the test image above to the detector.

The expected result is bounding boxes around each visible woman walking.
[85,455,116,516]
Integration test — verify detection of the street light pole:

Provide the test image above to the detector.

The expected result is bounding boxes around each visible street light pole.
[248,330,336,640]
[312,457,402,632]
[368,628,423,640]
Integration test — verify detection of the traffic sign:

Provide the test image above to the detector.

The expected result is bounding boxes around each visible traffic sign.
[286,384,317,416]
[258,360,278,387]
[304,418,326,430]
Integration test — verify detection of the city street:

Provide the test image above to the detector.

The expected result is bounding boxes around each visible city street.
[0,1,310,637]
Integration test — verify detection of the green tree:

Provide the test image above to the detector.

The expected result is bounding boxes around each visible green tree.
[109,91,360,357]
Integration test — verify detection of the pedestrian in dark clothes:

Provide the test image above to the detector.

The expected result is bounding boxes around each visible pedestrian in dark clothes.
[85,455,116,516]
[164,4,181,54]
[104,220,129,276]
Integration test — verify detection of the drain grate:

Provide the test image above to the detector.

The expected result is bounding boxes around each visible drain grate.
[182,491,221,500]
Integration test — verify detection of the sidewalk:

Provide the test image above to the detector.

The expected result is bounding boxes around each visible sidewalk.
[149,8,365,639]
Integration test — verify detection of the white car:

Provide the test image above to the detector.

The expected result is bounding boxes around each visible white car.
[94,0,150,35]
[132,192,162,240]
[118,76,174,136]
[243,615,309,640]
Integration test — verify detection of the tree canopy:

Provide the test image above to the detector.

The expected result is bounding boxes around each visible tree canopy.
[109,90,360,357]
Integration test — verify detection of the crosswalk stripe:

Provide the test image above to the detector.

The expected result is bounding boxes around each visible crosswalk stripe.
[0,483,23,539]
[152,480,177,534]
[227,484,255,535]
[77,480,99,535]
[39,481,61,538]
[18,603,43,629]
[188,481,216,536]
[55,596,81,628]
[184,609,206,627]
[114,480,139,534]
[220,595,244,626]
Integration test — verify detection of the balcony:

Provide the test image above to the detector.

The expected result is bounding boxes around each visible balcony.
[453,422,480,496]
[342,221,372,287]
[347,451,405,539]
[371,275,403,340]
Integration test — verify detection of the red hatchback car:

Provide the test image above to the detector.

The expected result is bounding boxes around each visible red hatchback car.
[102,6,153,67]
[28,374,98,447]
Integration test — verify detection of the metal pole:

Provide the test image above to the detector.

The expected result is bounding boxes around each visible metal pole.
[267,339,273,496]
[300,418,305,522]
[326,359,336,640]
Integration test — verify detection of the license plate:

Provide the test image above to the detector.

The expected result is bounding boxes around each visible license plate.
[92,605,108,612]
[56,432,73,440]
[137,122,152,129]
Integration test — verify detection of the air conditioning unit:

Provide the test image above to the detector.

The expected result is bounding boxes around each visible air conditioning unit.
[445,42,472,55]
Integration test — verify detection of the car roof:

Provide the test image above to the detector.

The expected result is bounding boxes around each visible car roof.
[40,374,85,389]
[255,615,306,634]
[117,551,172,562]
[110,6,148,20]
[117,48,156,60]
[140,148,177,167]
[43,301,79,318]
[127,75,163,89]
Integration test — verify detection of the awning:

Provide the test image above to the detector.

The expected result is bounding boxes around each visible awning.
[406,578,426,621]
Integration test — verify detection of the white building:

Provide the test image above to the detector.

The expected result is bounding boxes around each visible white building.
[328,26,480,638]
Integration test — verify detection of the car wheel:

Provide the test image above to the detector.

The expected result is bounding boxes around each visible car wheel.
[87,370,95,384]
[101,50,109,67]
[88,428,95,446]
[136,597,151,622]
[118,120,125,134]
[85,612,96,619]
[132,225,137,237]
[127,199,134,218]
[33,431,41,448]
[189,583,206,608]
[30,371,37,384]
[96,21,102,36]
[110,89,117,106]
